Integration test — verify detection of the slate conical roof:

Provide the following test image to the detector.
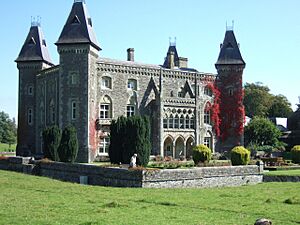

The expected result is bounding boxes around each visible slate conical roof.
[215,30,245,66]
[16,25,53,64]
[163,45,179,68]
[56,0,101,50]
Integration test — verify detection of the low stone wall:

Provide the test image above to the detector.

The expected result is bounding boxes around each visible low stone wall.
[0,157,263,188]
[142,166,262,188]
[263,175,300,182]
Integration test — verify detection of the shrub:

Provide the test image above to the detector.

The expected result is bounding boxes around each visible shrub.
[58,125,78,163]
[230,146,250,166]
[192,144,212,165]
[291,145,300,164]
[42,126,61,161]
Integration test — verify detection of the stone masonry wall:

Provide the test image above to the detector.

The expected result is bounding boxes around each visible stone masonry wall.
[0,157,262,188]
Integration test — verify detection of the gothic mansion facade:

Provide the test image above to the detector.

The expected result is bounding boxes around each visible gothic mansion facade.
[16,1,246,162]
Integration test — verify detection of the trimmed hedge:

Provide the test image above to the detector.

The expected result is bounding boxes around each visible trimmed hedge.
[58,125,78,163]
[291,145,300,164]
[231,146,250,166]
[192,144,212,165]
[42,125,61,161]
[109,116,151,166]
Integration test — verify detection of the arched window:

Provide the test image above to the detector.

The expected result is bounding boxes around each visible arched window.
[185,115,190,129]
[102,76,112,89]
[163,115,168,128]
[179,115,184,129]
[204,102,212,125]
[100,96,112,119]
[169,114,174,129]
[28,85,34,95]
[28,108,33,125]
[174,115,179,128]
[190,116,195,129]
[204,131,212,150]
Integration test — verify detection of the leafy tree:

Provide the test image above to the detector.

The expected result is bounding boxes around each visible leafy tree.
[268,94,293,118]
[244,82,273,118]
[244,82,293,118]
[58,125,78,163]
[244,117,282,147]
[42,126,61,161]
[0,111,17,146]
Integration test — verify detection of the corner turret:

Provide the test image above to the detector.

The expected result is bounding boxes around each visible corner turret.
[215,29,246,152]
[15,22,53,157]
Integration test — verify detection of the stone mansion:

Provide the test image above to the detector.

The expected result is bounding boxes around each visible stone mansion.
[16,0,246,162]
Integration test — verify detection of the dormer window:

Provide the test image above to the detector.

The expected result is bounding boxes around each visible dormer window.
[88,18,92,27]
[128,79,137,90]
[71,15,80,24]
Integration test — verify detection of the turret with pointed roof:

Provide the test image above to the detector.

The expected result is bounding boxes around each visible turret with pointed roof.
[215,29,245,67]
[16,23,53,65]
[56,0,100,51]
[15,22,53,157]
[215,29,246,152]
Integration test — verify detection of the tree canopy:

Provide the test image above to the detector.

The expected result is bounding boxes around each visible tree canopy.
[244,82,293,118]
[0,111,17,145]
[244,116,282,148]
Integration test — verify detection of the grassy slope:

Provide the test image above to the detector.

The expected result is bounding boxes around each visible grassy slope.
[264,169,300,176]
[0,170,299,225]
[0,143,16,152]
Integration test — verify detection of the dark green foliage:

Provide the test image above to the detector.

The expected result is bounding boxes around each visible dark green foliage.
[245,116,282,147]
[244,82,292,118]
[192,144,212,165]
[108,116,151,166]
[109,117,126,164]
[291,145,300,164]
[58,125,78,163]
[42,126,61,161]
[230,146,250,166]
[0,111,17,146]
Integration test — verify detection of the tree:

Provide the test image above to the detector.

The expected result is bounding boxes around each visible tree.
[58,125,78,163]
[108,116,151,166]
[268,94,293,118]
[244,82,273,118]
[244,117,282,147]
[244,82,293,118]
[0,111,17,146]
[42,126,61,161]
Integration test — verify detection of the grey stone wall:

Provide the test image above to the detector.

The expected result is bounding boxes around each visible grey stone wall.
[0,157,263,188]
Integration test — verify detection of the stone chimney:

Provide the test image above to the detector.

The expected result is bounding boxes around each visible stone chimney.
[127,48,134,62]
[178,57,188,68]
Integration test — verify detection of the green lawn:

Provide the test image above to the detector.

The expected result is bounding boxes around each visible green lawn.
[0,142,16,153]
[0,170,299,225]
[264,169,300,176]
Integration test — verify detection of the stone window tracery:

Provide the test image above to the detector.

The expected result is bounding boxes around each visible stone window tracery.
[100,96,112,119]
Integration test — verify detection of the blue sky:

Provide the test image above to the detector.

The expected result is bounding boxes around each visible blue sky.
[1,0,300,119]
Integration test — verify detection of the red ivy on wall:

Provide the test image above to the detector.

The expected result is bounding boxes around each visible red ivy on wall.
[217,74,245,142]
[204,74,245,142]
[205,82,221,138]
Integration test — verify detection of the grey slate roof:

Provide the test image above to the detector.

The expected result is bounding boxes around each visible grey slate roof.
[216,30,245,66]
[56,1,100,50]
[163,45,179,68]
[16,25,53,64]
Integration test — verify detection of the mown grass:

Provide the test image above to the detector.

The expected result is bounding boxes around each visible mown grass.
[264,169,300,176]
[0,170,299,225]
[0,142,16,153]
